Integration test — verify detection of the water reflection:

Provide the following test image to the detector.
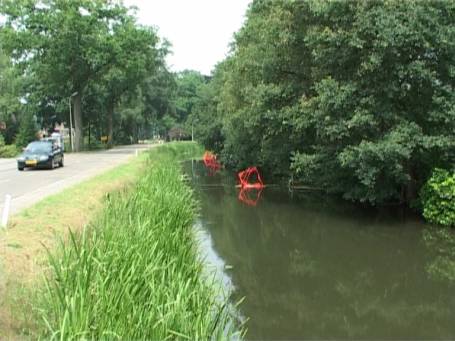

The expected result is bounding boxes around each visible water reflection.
[423,226,455,283]
[238,188,263,206]
[185,161,455,340]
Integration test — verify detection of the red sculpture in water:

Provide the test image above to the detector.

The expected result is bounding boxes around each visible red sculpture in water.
[236,167,265,206]
[237,167,264,189]
[203,151,221,175]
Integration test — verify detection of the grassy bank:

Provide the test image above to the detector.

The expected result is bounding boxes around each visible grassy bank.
[1,146,150,338]
[28,142,238,339]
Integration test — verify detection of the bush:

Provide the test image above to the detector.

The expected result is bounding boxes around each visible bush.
[421,169,455,227]
[0,134,19,157]
[0,144,19,158]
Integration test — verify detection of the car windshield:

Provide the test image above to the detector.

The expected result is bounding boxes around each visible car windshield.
[25,142,52,154]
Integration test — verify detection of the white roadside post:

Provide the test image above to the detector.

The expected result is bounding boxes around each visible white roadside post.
[1,194,12,228]
[135,149,138,157]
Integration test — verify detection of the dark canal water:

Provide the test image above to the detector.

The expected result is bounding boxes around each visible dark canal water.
[184,161,455,340]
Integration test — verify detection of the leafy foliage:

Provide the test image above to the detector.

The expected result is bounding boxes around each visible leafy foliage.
[421,169,455,227]
[0,0,168,151]
[0,143,19,157]
[0,133,19,157]
[175,70,207,121]
[0,49,22,144]
[189,63,228,153]
[15,111,38,147]
[193,0,455,204]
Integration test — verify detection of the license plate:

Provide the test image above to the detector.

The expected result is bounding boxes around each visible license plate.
[25,160,37,166]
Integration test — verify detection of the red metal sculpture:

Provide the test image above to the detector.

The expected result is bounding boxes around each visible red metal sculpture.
[236,167,265,206]
[237,166,264,189]
[203,151,221,175]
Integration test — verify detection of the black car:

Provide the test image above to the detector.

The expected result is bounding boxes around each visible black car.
[17,140,64,171]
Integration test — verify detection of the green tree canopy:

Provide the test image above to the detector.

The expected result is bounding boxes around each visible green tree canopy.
[174,70,207,121]
[0,49,22,143]
[194,0,455,205]
[0,0,163,151]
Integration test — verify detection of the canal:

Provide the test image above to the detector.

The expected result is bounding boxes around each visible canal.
[184,161,455,340]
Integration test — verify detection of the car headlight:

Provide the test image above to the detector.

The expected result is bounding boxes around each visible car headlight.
[17,156,25,161]
[39,155,49,161]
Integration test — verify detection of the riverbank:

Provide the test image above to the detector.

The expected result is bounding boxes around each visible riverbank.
[1,142,239,339]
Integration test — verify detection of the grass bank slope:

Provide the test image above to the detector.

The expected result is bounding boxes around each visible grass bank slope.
[1,145,150,338]
[35,142,239,340]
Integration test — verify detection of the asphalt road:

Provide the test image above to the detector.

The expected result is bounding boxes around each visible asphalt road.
[0,144,154,215]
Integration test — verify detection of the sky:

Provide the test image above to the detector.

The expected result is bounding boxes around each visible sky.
[123,0,251,75]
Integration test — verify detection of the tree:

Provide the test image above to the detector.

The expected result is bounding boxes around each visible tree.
[174,70,207,122]
[0,49,22,143]
[15,111,37,147]
[140,51,177,139]
[189,61,229,153]
[195,0,455,205]
[215,0,311,173]
[293,1,455,203]
[1,0,133,151]
[99,21,160,146]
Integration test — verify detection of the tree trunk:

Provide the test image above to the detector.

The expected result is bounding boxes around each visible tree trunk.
[107,102,114,147]
[405,174,418,203]
[88,121,91,147]
[73,92,83,152]
[401,164,418,204]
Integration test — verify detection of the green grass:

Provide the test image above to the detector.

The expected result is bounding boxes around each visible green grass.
[1,148,149,339]
[33,142,240,340]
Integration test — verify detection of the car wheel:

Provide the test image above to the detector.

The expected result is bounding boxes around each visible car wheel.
[59,157,64,168]
[49,159,55,170]
[18,166,24,171]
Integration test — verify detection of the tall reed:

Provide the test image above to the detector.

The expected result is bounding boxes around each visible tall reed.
[36,143,240,340]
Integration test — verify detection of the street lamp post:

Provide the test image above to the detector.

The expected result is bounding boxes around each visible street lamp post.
[68,92,78,151]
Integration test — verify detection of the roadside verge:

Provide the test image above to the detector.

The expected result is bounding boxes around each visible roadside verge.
[0,146,149,338]
[1,142,240,340]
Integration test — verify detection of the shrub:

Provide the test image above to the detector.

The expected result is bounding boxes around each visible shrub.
[420,169,455,227]
[0,144,19,158]
[0,134,19,157]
